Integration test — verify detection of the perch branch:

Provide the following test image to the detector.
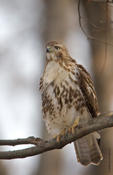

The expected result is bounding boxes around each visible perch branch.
[0,112,113,159]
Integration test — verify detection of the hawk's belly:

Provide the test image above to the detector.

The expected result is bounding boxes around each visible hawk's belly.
[42,80,86,136]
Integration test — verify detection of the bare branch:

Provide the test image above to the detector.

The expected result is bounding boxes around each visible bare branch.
[0,112,113,160]
[0,137,42,146]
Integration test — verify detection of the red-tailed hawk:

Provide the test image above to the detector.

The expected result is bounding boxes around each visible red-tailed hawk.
[40,41,103,166]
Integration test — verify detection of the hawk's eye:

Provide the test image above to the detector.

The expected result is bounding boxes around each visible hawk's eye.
[54,46,60,50]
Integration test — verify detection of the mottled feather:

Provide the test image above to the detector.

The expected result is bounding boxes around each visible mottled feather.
[77,64,99,118]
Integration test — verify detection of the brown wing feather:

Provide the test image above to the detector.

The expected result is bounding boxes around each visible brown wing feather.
[77,64,99,118]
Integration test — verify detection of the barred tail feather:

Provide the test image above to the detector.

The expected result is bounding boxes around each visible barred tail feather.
[74,133,103,166]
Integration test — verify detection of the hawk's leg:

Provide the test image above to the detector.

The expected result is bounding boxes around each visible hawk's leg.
[54,117,80,142]
[68,117,80,134]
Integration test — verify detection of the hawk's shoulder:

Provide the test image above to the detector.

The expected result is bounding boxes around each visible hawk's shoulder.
[77,64,99,117]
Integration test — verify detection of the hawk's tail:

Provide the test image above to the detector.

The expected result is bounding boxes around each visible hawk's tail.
[74,133,103,166]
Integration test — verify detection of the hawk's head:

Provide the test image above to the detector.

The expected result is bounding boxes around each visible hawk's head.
[46,41,69,61]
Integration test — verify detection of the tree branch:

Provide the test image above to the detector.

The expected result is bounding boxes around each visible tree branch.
[0,112,113,160]
[0,137,42,146]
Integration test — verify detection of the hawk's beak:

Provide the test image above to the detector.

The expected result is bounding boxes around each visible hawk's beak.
[46,47,52,53]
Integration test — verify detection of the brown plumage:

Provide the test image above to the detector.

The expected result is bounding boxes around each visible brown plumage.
[40,41,103,166]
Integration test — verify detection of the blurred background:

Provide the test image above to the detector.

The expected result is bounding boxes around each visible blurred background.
[0,0,113,175]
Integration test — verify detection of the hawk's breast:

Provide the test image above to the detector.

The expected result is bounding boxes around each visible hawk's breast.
[41,61,87,136]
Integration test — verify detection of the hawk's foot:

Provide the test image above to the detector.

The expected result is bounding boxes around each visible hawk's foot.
[68,117,80,134]
[54,128,67,142]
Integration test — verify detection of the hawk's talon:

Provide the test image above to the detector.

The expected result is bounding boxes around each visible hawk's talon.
[54,128,67,142]
[68,117,80,134]
[56,135,60,142]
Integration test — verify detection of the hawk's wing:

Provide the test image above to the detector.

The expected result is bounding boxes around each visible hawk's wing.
[75,64,102,166]
[77,64,99,118]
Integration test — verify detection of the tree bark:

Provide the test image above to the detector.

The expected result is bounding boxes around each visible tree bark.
[82,1,113,174]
